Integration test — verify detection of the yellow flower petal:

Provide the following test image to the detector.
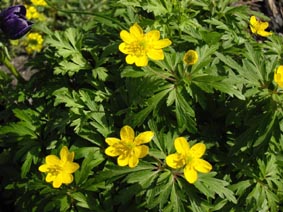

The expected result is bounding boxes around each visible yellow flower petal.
[46,173,55,182]
[53,175,63,188]
[67,152,75,162]
[250,26,256,34]
[166,153,186,169]
[60,146,69,162]
[258,30,272,37]
[125,55,136,65]
[184,164,198,184]
[105,146,121,157]
[130,23,144,39]
[45,155,60,165]
[120,30,134,43]
[174,137,190,155]
[128,154,139,168]
[38,164,49,172]
[135,55,148,67]
[134,145,149,158]
[258,21,268,31]
[61,172,73,184]
[152,39,172,49]
[64,161,80,173]
[193,159,212,173]
[117,154,129,166]
[190,143,206,158]
[105,137,121,146]
[147,49,164,60]
[250,16,257,26]
[274,66,283,88]
[134,131,154,145]
[145,30,160,41]
[120,125,135,142]
[119,43,129,54]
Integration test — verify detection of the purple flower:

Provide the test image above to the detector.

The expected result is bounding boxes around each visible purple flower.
[0,5,33,40]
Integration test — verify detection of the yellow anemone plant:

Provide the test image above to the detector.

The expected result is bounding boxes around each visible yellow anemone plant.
[119,23,172,67]
[166,137,212,184]
[249,15,272,37]
[38,146,80,188]
[105,125,154,168]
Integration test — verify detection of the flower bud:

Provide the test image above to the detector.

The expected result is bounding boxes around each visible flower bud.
[0,5,33,40]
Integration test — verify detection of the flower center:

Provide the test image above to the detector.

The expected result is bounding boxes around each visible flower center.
[48,165,62,176]
[185,154,194,164]
[128,40,147,57]
[125,141,135,150]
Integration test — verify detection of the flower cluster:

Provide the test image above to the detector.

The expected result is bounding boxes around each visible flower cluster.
[105,126,212,184]
[39,146,80,188]
[38,126,212,188]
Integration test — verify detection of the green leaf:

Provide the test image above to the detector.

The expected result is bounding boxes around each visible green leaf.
[230,180,253,196]
[195,172,237,204]
[129,85,172,127]
[75,150,105,185]
[21,151,33,178]
[125,169,160,188]
[142,0,172,16]
[175,91,196,133]
[71,192,90,209]
[53,87,83,109]
[121,66,148,78]
[96,162,155,183]
[169,182,186,212]
[92,67,108,81]
[192,74,245,99]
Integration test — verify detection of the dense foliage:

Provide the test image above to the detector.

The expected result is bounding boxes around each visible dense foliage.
[1,0,283,211]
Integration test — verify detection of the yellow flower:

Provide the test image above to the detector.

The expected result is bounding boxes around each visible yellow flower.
[166,137,212,184]
[31,0,47,6]
[105,125,154,168]
[274,65,283,88]
[38,146,80,188]
[26,5,45,21]
[183,50,198,65]
[119,23,172,67]
[24,32,44,54]
[249,16,272,37]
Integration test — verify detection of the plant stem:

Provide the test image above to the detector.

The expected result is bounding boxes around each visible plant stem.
[2,56,24,81]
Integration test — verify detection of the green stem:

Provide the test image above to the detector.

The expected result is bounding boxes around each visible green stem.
[2,56,23,81]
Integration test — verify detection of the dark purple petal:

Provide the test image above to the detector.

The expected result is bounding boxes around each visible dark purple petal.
[0,5,32,39]
[0,5,26,20]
